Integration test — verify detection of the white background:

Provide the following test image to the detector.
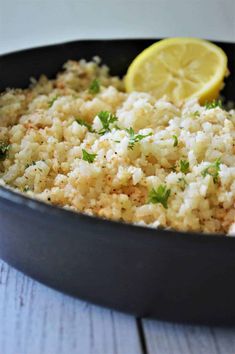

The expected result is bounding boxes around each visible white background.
[0,0,234,54]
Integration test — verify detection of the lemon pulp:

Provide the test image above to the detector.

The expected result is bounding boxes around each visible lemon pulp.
[125,38,228,105]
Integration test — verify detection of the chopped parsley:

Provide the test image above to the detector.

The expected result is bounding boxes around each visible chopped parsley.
[82,149,97,163]
[76,118,93,132]
[0,142,10,161]
[178,177,187,191]
[126,127,152,150]
[172,135,178,147]
[148,184,171,209]
[205,100,222,110]
[23,186,30,192]
[97,111,118,135]
[48,95,59,107]
[179,160,190,174]
[89,79,100,94]
[192,111,200,117]
[201,158,221,183]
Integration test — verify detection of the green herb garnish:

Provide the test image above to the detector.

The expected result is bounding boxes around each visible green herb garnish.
[97,111,118,135]
[23,186,30,192]
[0,142,10,161]
[89,79,100,94]
[205,100,222,110]
[126,127,152,150]
[76,118,93,132]
[172,135,178,147]
[48,95,59,107]
[201,158,221,183]
[179,160,190,174]
[82,149,97,163]
[148,184,171,209]
[192,111,200,117]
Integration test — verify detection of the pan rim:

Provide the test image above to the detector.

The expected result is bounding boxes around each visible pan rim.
[1,37,234,58]
[0,184,231,243]
[0,37,234,242]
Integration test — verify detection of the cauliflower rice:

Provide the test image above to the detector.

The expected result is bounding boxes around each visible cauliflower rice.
[0,58,235,234]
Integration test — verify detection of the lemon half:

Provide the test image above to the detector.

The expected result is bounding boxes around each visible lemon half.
[125,38,228,105]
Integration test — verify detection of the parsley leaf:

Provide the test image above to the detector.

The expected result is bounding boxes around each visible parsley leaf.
[179,160,190,174]
[172,135,178,147]
[97,111,118,135]
[76,118,93,132]
[201,158,221,183]
[205,100,222,110]
[126,127,152,150]
[89,79,100,94]
[148,184,171,209]
[192,111,200,117]
[82,149,97,163]
[0,142,10,161]
[48,95,59,107]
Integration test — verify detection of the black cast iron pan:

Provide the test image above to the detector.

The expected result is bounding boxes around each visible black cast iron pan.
[0,39,235,325]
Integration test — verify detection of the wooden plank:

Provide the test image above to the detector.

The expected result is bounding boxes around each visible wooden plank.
[0,260,142,354]
[142,319,235,354]
[3,256,235,354]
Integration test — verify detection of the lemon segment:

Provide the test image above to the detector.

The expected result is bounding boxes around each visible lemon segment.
[125,38,228,105]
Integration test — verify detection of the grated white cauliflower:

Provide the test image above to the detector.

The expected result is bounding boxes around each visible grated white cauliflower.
[0,58,235,234]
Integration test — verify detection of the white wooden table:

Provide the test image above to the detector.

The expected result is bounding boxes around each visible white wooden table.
[1,259,235,354]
